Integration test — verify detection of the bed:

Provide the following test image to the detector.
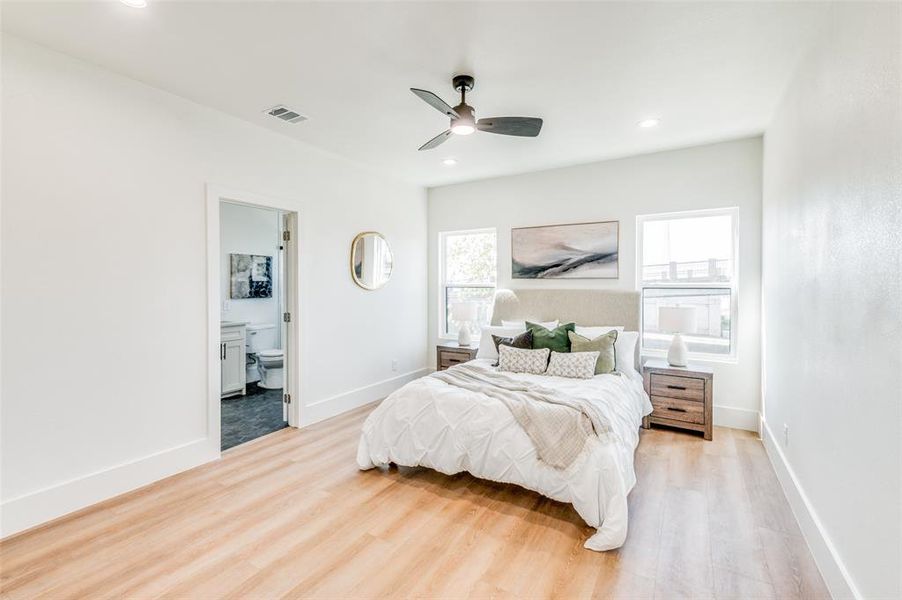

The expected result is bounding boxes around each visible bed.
[356,289,653,551]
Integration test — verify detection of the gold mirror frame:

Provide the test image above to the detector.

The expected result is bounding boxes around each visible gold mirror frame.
[350,231,393,291]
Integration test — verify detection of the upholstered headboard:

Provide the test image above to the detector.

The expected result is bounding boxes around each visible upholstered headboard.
[491,288,640,330]
[490,288,641,363]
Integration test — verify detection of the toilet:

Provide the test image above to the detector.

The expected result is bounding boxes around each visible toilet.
[246,324,284,389]
[256,349,284,389]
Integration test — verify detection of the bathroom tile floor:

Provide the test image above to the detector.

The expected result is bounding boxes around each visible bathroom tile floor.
[221,383,287,451]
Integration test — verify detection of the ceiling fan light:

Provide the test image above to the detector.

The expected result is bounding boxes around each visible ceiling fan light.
[451,123,475,136]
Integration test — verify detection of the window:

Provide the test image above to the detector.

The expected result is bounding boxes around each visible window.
[637,208,738,360]
[439,228,497,338]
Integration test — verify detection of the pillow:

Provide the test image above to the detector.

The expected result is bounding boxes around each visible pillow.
[574,325,624,339]
[527,321,576,353]
[497,345,550,375]
[545,351,600,379]
[476,326,525,360]
[502,319,558,330]
[491,330,533,367]
[568,330,618,375]
[614,331,640,373]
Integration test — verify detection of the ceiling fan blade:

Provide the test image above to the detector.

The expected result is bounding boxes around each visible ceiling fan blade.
[418,130,453,151]
[476,117,543,137]
[410,88,460,119]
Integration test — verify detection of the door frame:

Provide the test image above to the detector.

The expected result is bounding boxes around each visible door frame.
[205,184,301,455]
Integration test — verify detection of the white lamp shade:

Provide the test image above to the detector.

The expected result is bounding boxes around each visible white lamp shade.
[658,306,697,334]
[451,301,478,322]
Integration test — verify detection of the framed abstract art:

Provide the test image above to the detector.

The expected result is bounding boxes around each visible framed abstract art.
[230,254,273,298]
[511,220,619,279]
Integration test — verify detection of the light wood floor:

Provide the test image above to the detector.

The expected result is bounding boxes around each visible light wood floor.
[0,403,829,600]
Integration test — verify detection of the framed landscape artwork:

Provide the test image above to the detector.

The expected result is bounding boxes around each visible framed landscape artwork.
[511,220,619,279]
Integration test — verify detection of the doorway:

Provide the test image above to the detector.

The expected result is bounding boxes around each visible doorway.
[206,186,300,453]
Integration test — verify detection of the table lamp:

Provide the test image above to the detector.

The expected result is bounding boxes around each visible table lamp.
[658,306,697,367]
[451,301,478,346]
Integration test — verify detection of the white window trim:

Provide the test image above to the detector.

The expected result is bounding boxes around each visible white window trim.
[438,227,497,340]
[636,207,740,364]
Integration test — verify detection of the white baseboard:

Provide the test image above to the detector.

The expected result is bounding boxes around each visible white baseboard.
[760,419,859,600]
[299,367,428,427]
[713,404,759,431]
[0,437,219,539]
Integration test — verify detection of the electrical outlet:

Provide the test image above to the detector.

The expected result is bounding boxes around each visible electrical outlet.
[391,359,399,372]
[783,424,790,447]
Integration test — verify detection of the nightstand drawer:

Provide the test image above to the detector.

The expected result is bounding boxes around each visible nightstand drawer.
[650,373,705,402]
[650,395,705,424]
[439,351,472,369]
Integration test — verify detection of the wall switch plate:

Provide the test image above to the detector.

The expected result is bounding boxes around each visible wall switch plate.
[783,424,790,447]
[391,359,398,372]
[222,300,230,312]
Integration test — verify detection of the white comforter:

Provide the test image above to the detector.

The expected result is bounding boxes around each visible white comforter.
[356,359,653,550]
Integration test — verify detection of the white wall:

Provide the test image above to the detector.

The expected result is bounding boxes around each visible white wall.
[761,4,901,599]
[0,36,428,537]
[428,138,763,430]
[220,202,282,346]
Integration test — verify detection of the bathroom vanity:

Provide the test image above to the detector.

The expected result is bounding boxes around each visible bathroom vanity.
[220,322,247,398]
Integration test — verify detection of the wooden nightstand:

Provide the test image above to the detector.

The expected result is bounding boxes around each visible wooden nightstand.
[436,341,479,371]
[641,359,713,440]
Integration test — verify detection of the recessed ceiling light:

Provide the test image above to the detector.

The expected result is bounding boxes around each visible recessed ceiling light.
[120,0,147,7]
[638,118,661,129]
[442,158,457,166]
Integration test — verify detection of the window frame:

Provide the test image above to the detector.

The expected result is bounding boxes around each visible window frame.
[438,227,498,339]
[636,207,740,363]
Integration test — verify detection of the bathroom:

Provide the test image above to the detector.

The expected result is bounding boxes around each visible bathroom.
[219,201,288,450]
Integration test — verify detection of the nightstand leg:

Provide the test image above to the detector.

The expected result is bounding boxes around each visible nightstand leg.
[642,416,650,429]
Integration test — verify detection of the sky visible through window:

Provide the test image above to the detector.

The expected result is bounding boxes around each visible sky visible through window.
[641,212,736,357]
[643,215,732,278]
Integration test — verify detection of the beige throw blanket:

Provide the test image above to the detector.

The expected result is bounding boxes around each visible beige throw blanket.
[431,364,610,469]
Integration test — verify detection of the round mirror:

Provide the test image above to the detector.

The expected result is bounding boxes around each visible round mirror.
[350,232,393,290]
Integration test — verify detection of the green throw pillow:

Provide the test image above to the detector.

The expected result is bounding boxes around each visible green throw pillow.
[568,330,618,375]
[527,321,575,353]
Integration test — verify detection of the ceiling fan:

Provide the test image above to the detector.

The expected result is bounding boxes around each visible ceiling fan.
[410,75,543,151]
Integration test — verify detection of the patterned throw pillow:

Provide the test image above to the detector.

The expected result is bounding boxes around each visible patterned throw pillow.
[497,345,550,375]
[526,321,576,353]
[568,330,618,374]
[491,330,533,367]
[545,351,600,379]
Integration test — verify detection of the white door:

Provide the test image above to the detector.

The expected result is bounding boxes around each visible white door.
[281,212,298,426]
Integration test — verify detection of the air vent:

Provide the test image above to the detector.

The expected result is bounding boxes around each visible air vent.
[265,105,307,124]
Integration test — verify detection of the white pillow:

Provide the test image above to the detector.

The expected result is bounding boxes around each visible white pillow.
[497,346,550,375]
[501,319,559,330]
[614,331,639,373]
[476,325,527,360]
[545,351,599,379]
[575,325,624,339]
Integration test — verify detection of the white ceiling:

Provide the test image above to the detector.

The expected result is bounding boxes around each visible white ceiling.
[2,1,830,187]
